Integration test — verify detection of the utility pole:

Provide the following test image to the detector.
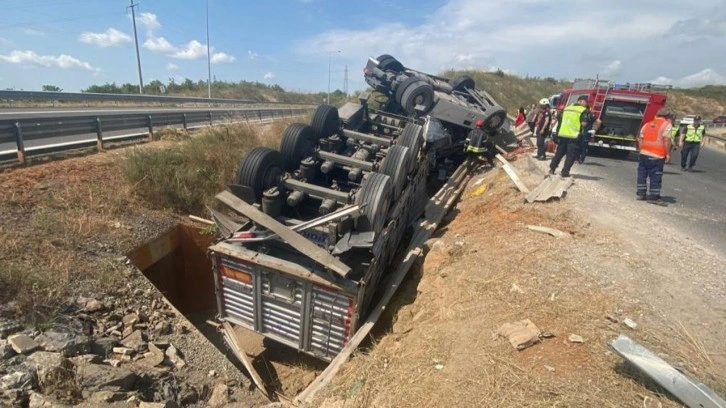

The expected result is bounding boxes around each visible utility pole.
[327,50,340,105]
[206,0,212,99]
[128,0,144,94]
[343,65,349,97]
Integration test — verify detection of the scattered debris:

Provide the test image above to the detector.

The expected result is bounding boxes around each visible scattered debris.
[544,365,556,372]
[510,283,526,294]
[434,363,445,371]
[526,225,567,238]
[540,331,556,339]
[525,176,574,203]
[496,319,541,351]
[164,343,186,369]
[495,154,530,194]
[609,334,726,408]
[7,333,39,355]
[623,318,638,330]
[568,334,585,344]
[605,314,619,323]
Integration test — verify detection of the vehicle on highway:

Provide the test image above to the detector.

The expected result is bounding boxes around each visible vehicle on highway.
[711,115,726,124]
[208,100,471,362]
[550,79,671,157]
[679,114,698,126]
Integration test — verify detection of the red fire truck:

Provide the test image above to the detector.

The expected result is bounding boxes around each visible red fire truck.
[549,79,671,157]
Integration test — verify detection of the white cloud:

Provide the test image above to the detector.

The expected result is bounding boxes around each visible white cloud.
[211,52,235,64]
[0,50,98,71]
[263,72,275,80]
[79,28,131,47]
[601,60,622,76]
[22,28,44,36]
[166,62,178,71]
[171,40,208,60]
[143,36,176,53]
[650,69,726,87]
[136,12,161,34]
[248,50,258,60]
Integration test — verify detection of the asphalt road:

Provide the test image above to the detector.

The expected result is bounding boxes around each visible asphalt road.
[575,145,726,256]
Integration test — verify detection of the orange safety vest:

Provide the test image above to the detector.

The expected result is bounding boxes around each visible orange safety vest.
[640,117,669,158]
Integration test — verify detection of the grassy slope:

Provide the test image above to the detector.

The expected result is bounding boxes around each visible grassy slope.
[439,70,726,119]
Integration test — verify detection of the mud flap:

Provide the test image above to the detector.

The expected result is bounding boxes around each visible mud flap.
[332,231,375,255]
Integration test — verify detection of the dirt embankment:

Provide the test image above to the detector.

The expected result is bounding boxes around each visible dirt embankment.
[316,155,725,407]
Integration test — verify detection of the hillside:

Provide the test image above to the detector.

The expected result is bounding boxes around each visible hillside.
[440,70,726,119]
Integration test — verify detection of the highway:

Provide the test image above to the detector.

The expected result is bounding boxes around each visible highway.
[0,106,276,120]
[577,146,726,256]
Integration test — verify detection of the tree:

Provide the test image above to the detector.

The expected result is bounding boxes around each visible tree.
[42,85,62,92]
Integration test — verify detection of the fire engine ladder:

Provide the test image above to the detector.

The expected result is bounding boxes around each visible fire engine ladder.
[592,81,610,118]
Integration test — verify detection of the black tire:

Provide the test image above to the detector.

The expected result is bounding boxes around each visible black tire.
[397,123,423,173]
[355,173,393,236]
[400,80,434,115]
[236,147,284,203]
[377,54,404,73]
[280,123,317,172]
[394,77,419,108]
[379,145,411,199]
[451,75,475,93]
[480,107,507,132]
[310,105,339,139]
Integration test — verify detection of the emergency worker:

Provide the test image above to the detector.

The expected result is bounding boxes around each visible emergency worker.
[466,119,496,166]
[636,108,673,202]
[549,95,593,177]
[534,98,551,160]
[679,115,706,171]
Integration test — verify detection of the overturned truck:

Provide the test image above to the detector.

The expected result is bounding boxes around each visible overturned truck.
[207,57,507,363]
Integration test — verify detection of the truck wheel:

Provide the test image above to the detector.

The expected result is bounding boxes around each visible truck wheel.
[400,80,434,115]
[310,105,339,139]
[394,77,419,107]
[451,75,475,93]
[397,123,423,173]
[377,54,404,73]
[355,173,393,236]
[379,145,411,199]
[280,123,317,172]
[236,147,284,203]
[481,107,508,132]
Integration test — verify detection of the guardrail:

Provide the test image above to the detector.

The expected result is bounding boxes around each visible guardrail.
[0,107,310,165]
[0,90,309,106]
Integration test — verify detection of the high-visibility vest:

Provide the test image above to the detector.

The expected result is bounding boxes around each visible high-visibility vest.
[670,124,679,142]
[684,124,704,143]
[640,117,669,158]
[558,105,587,139]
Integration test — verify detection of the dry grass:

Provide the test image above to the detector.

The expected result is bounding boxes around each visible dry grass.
[315,166,724,408]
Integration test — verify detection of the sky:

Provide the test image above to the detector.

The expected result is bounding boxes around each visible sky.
[0,0,725,94]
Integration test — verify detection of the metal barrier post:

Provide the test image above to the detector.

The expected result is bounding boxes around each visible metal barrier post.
[14,122,26,164]
[147,115,154,142]
[258,110,262,121]
[208,111,213,126]
[95,117,104,151]
[182,113,188,130]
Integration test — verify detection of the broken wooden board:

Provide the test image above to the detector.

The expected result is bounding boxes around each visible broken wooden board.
[609,334,726,408]
[221,322,270,400]
[525,176,574,203]
[215,191,352,278]
[495,154,530,194]
[526,225,567,238]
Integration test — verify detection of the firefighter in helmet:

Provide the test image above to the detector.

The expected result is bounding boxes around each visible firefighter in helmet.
[465,119,496,165]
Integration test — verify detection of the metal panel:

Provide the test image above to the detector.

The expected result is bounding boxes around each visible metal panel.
[309,285,353,359]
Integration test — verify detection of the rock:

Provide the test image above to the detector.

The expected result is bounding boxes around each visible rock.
[1,370,35,391]
[89,390,129,403]
[496,319,541,351]
[112,347,135,356]
[568,334,585,344]
[26,351,75,385]
[76,364,137,391]
[121,327,134,338]
[174,323,188,335]
[92,337,119,357]
[153,322,172,336]
[138,343,165,368]
[139,402,179,408]
[8,333,40,354]
[122,313,139,327]
[0,319,23,339]
[85,299,105,313]
[623,318,638,329]
[1,338,17,359]
[107,359,123,368]
[164,343,185,369]
[70,354,104,366]
[119,330,146,352]
[34,331,92,356]
[28,391,72,408]
[544,365,555,372]
[208,370,217,377]
[207,383,230,407]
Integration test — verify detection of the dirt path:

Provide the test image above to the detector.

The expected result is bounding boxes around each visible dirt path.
[315,152,725,408]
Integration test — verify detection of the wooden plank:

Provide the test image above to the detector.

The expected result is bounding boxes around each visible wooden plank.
[221,322,270,399]
[295,161,473,406]
[215,191,352,278]
[498,158,530,194]
[526,225,567,238]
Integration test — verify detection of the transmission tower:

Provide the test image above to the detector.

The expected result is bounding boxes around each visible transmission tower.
[343,65,349,96]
